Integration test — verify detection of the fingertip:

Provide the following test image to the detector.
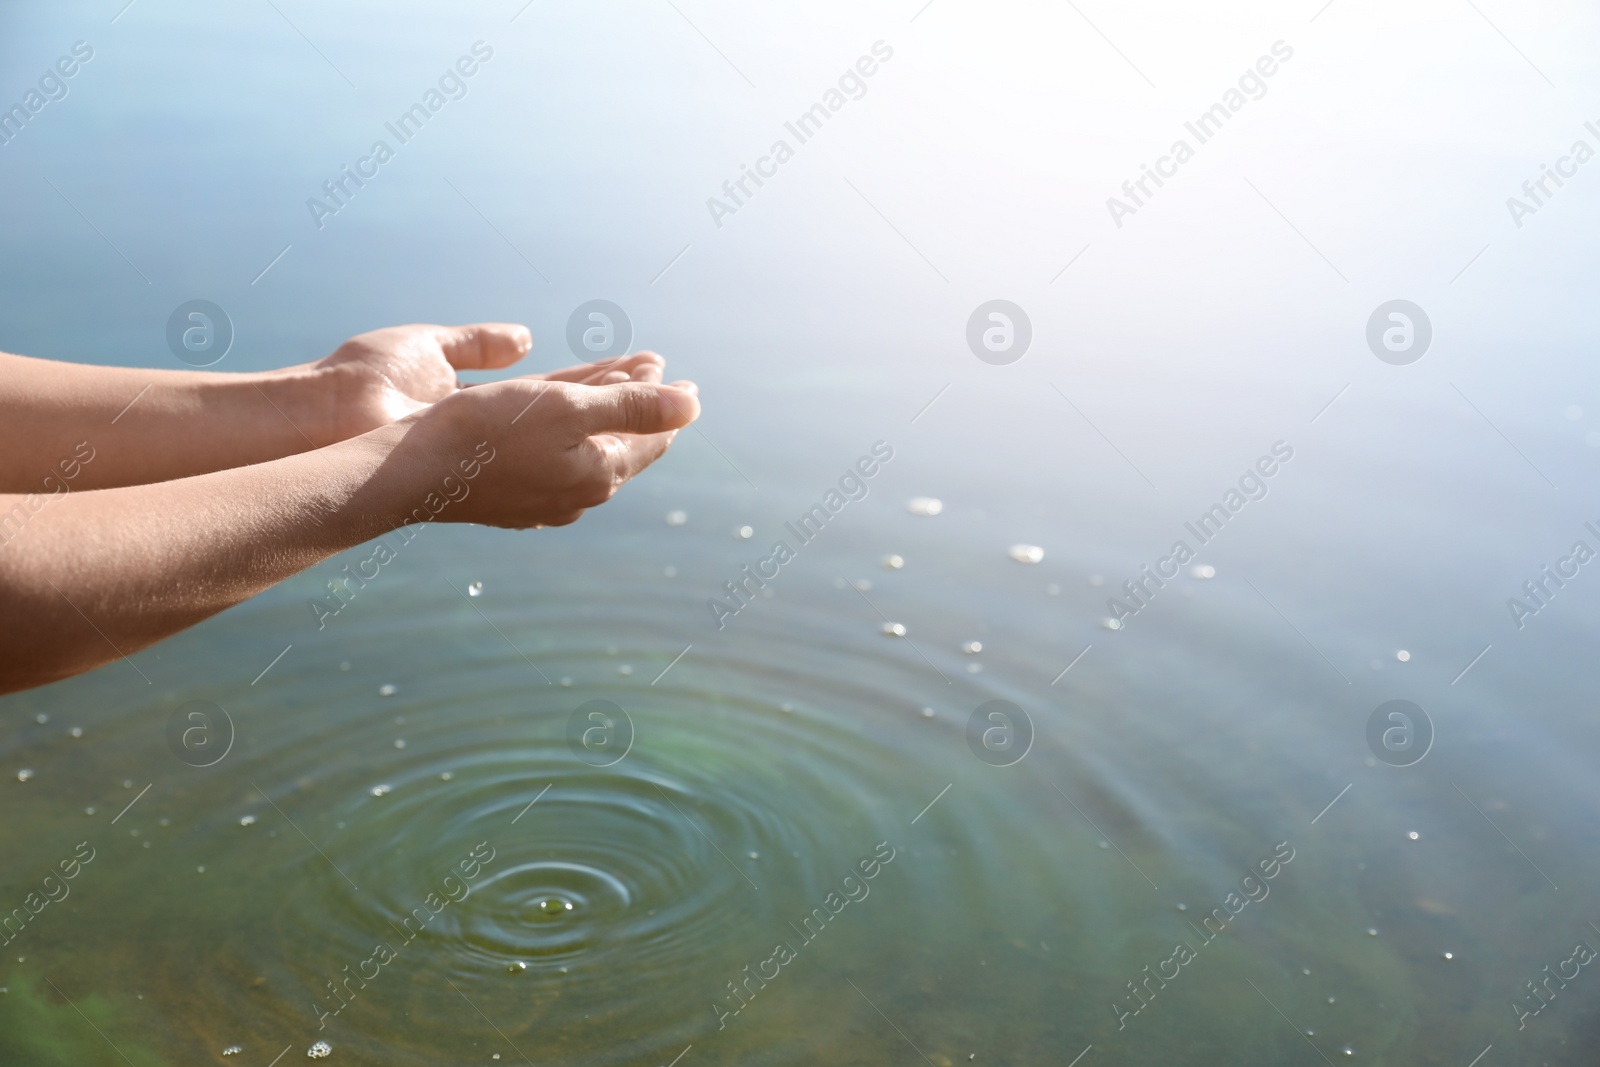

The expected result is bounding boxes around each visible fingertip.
[658,383,700,427]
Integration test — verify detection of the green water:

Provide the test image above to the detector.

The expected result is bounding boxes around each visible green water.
[5,1,1600,1064]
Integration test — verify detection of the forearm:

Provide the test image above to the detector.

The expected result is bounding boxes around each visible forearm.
[0,420,417,694]
[0,351,341,491]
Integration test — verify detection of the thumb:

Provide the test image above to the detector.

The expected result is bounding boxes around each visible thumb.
[573,381,700,436]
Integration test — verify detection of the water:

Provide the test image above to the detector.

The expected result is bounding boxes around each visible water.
[5,1,1600,1065]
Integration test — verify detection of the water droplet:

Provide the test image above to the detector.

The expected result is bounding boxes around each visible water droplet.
[1099,617,1123,631]
[1304,1029,1315,1037]
[84,807,95,815]
[559,677,573,687]
[1302,967,1312,976]
[919,707,935,719]
[34,714,48,725]
[15,769,32,783]
[883,554,905,570]
[1406,831,1420,841]
[507,961,526,973]
[618,665,633,676]
[1366,927,1378,937]
[69,727,83,738]
[1327,996,1336,1004]
[1175,903,1188,912]
[468,581,483,597]
[223,1045,243,1056]
[1395,649,1411,662]
[370,784,392,797]
[307,1040,333,1059]
[378,684,397,697]
[1190,565,1216,579]
[338,660,351,672]
[197,866,206,874]
[665,510,688,526]
[880,622,907,638]
[537,898,573,916]
[1441,951,1454,960]
[734,525,753,539]
[961,641,983,654]
[907,497,943,516]
[440,772,453,781]
[393,739,406,749]
[1341,1048,1353,1057]
[1008,544,1044,564]
[239,815,256,827]
[123,779,133,789]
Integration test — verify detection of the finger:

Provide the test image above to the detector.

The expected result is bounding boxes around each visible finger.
[588,426,681,487]
[569,381,700,437]
[433,323,533,370]
[598,370,630,385]
[542,351,665,384]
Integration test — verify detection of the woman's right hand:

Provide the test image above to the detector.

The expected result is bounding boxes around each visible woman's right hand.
[397,371,701,530]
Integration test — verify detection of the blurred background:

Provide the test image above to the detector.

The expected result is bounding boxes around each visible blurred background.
[2,1,1599,1064]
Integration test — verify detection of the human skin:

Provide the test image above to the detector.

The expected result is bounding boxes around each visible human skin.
[0,323,700,694]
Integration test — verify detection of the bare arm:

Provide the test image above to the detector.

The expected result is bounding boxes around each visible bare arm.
[0,377,699,694]
[0,323,668,492]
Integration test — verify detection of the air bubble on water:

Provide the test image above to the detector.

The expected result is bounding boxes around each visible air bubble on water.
[1190,565,1216,579]
[962,641,983,654]
[370,784,392,797]
[1407,831,1419,841]
[69,727,83,738]
[468,582,483,597]
[734,525,753,539]
[883,554,905,570]
[307,1041,332,1059]
[1395,650,1411,662]
[378,684,397,697]
[919,707,935,719]
[560,677,573,687]
[907,497,943,516]
[440,772,453,781]
[1366,927,1378,937]
[881,622,907,638]
[239,815,256,827]
[1008,544,1044,564]
[665,510,688,526]
[663,565,677,578]
[34,714,48,725]
[1099,617,1123,631]
[16,769,32,783]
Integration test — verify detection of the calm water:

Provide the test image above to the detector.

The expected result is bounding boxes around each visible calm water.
[4,2,1600,1064]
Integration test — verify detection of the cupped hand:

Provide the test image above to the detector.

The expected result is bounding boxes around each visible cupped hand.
[406,375,701,530]
[310,322,668,443]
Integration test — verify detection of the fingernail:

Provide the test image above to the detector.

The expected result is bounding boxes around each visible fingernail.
[659,385,700,423]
